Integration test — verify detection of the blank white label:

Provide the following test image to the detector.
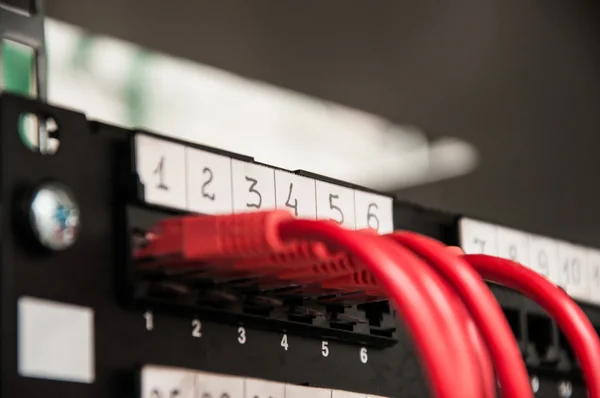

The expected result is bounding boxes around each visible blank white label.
[231,160,276,212]
[135,134,187,210]
[186,148,233,214]
[497,226,529,264]
[275,171,317,219]
[558,242,590,301]
[588,249,600,305]
[245,378,285,398]
[354,191,394,234]
[528,234,559,283]
[140,365,196,398]
[285,384,332,398]
[316,180,356,229]
[458,218,498,255]
[18,297,94,383]
[197,371,244,398]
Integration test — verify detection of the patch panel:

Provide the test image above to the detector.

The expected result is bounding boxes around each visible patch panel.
[0,94,595,397]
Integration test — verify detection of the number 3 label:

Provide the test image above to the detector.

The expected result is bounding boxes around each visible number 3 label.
[354,191,394,233]
[186,148,233,215]
[231,160,275,212]
[315,181,355,229]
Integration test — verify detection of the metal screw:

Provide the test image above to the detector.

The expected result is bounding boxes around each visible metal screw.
[558,381,573,398]
[530,376,540,394]
[29,182,80,251]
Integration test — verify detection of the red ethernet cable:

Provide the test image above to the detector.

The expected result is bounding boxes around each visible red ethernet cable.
[464,254,600,398]
[279,219,483,398]
[390,232,532,398]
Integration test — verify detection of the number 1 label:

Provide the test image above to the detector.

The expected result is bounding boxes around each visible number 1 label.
[135,134,186,210]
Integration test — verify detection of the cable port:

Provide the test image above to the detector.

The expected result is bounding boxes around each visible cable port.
[121,206,399,347]
[525,313,559,366]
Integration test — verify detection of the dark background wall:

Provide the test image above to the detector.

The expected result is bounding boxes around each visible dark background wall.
[11,0,600,245]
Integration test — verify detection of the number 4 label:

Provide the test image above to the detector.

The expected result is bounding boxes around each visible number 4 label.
[275,171,316,219]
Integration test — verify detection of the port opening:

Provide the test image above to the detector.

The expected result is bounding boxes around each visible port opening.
[559,330,576,364]
[502,307,522,340]
[121,205,398,347]
[526,314,553,359]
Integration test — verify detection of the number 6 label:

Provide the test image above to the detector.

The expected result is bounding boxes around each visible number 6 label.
[354,191,394,234]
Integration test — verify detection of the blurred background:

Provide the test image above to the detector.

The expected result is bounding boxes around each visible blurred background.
[3,0,600,245]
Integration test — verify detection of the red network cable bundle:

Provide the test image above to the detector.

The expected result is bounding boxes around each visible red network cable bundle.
[134,210,600,398]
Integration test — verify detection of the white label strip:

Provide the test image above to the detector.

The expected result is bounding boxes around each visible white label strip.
[134,133,394,234]
[140,365,385,398]
[460,217,599,306]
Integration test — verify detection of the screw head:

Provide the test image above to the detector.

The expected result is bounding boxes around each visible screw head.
[28,182,80,251]
[530,376,540,393]
[558,381,572,398]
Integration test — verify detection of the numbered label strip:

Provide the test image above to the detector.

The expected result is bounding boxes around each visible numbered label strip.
[134,134,394,233]
[140,365,387,398]
[459,218,600,305]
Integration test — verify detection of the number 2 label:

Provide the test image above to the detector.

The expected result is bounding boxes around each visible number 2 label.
[186,147,233,215]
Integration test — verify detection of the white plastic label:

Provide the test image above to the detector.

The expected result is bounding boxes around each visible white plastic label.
[274,171,317,219]
[528,234,559,283]
[458,218,498,255]
[135,134,187,210]
[285,385,332,398]
[588,249,600,305]
[18,297,95,384]
[231,160,276,212]
[186,147,233,214]
[315,180,356,229]
[354,191,394,234]
[245,378,285,398]
[140,366,196,398]
[196,371,244,398]
[558,242,590,301]
[497,226,529,264]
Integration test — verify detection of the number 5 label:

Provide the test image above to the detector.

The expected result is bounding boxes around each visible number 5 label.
[315,181,355,229]
[186,148,233,215]
[354,191,393,234]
